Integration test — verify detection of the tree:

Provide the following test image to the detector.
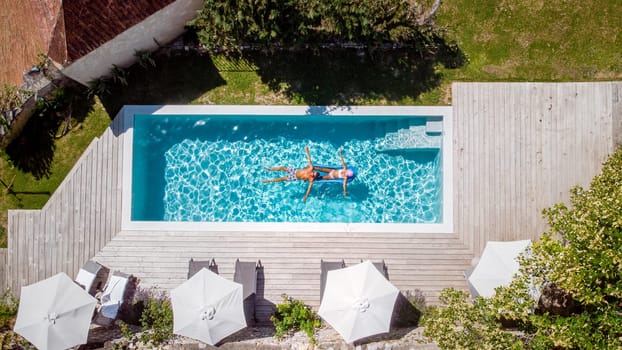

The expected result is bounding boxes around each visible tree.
[189,0,445,53]
[425,145,622,349]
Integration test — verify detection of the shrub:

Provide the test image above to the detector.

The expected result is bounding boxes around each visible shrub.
[424,146,622,349]
[110,65,129,87]
[190,0,449,56]
[87,77,112,98]
[271,294,321,344]
[0,84,31,116]
[423,288,523,350]
[134,50,157,69]
[137,290,174,346]
[518,145,622,348]
[0,289,18,330]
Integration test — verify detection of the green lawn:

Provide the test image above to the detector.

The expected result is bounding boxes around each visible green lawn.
[1,0,621,246]
[436,0,622,81]
[0,100,110,247]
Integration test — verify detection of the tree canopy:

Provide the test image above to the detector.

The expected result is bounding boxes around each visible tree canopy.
[189,0,443,52]
[425,145,622,349]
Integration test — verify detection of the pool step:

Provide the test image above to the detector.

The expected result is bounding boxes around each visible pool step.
[376,124,442,151]
[425,117,443,134]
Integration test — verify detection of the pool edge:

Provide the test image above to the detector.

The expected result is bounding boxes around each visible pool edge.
[119,105,454,234]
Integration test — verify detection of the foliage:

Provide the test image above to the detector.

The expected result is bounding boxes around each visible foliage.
[517,145,622,349]
[110,65,129,87]
[138,293,174,346]
[0,97,109,246]
[424,146,622,349]
[189,0,449,56]
[0,330,29,349]
[5,88,73,180]
[537,148,622,305]
[423,288,523,350]
[35,52,50,74]
[134,50,157,69]
[119,321,135,340]
[271,294,321,344]
[87,77,112,98]
[0,289,18,330]
[0,84,31,115]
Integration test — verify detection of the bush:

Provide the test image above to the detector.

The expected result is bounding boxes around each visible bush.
[0,289,18,330]
[424,146,622,349]
[271,294,321,344]
[423,289,523,350]
[136,289,174,346]
[190,0,448,55]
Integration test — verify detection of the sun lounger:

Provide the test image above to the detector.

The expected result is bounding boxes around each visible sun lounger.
[372,260,388,279]
[75,260,109,296]
[357,259,389,279]
[463,268,479,297]
[93,271,131,326]
[234,259,261,326]
[320,259,346,302]
[188,258,218,278]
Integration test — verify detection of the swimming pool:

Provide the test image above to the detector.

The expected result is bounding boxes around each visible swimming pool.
[121,105,453,233]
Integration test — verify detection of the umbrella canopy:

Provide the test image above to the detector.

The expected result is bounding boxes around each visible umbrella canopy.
[171,267,246,345]
[318,260,399,344]
[467,240,532,298]
[14,272,98,350]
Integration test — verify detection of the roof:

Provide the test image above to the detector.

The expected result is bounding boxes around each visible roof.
[0,0,175,86]
[0,0,62,85]
[62,0,176,62]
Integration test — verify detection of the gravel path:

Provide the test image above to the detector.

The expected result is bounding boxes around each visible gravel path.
[87,324,440,350]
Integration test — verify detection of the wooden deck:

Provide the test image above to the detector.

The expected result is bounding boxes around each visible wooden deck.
[0,248,6,291]
[5,82,621,323]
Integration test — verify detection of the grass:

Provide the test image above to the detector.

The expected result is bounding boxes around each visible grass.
[0,99,110,247]
[435,0,622,81]
[0,0,621,247]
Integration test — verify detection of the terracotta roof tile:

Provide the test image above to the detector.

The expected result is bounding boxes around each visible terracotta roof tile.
[0,0,62,85]
[1,0,176,85]
[63,0,176,62]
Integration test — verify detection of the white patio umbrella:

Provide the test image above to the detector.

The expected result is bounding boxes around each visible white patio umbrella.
[171,267,246,345]
[318,260,399,344]
[14,272,98,350]
[467,240,532,298]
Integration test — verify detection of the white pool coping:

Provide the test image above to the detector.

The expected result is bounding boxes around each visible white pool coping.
[119,105,454,233]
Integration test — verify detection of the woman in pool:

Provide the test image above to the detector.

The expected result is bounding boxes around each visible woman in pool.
[314,148,354,197]
[262,146,320,201]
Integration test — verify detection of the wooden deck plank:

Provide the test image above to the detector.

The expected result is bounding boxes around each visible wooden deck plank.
[613,82,622,147]
[41,196,52,280]
[59,177,69,275]
[0,249,6,290]
[113,115,125,234]
[104,128,114,244]
[92,136,101,257]
[7,212,18,290]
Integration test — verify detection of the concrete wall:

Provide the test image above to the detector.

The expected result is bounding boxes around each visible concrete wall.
[61,0,203,85]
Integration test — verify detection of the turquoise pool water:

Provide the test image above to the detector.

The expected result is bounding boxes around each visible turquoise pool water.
[132,114,443,224]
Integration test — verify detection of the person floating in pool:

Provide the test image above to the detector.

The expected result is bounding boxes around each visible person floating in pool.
[314,148,354,197]
[262,145,320,201]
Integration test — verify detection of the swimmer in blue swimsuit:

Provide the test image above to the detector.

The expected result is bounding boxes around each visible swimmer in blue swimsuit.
[263,146,319,201]
[314,148,353,197]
